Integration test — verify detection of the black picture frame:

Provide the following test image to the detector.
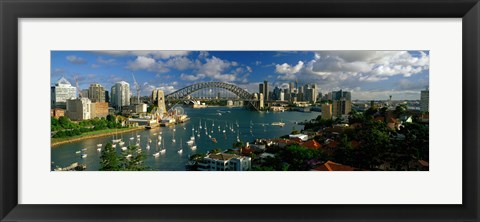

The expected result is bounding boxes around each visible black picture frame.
[1,0,479,221]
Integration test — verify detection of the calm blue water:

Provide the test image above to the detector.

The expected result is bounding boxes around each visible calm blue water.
[51,107,319,171]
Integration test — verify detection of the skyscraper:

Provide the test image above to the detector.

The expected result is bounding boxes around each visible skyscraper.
[259,83,264,95]
[332,90,351,101]
[420,88,429,112]
[88,83,106,102]
[264,80,269,101]
[51,76,77,109]
[111,81,130,110]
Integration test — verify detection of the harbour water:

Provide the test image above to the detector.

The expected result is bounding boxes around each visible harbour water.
[51,107,319,171]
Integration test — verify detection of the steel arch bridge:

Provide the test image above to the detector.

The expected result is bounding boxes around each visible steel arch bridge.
[165,82,260,111]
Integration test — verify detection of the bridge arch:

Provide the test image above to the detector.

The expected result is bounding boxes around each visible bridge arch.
[165,82,254,100]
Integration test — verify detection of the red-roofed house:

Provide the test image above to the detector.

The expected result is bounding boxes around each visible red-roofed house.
[312,161,355,171]
[302,140,322,150]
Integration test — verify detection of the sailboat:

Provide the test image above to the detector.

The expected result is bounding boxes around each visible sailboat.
[153,140,160,157]
[160,138,166,154]
[177,139,183,154]
[112,129,122,143]
[97,147,102,152]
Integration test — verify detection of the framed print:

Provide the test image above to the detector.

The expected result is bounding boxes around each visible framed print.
[1,0,479,221]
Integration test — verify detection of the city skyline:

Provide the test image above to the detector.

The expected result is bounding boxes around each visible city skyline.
[51,50,429,100]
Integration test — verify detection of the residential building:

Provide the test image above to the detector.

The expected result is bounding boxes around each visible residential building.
[88,83,106,102]
[50,108,65,119]
[65,98,92,121]
[321,103,333,120]
[51,76,77,109]
[312,161,355,171]
[111,81,130,110]
[90,102,109,118]
[197,153,251,171]
[420,88,429,112]
[333,98,352,117]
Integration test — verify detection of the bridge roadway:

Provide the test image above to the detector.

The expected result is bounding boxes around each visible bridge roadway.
[165,81,261,111]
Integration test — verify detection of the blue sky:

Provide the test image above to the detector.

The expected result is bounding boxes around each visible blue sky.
[51,50,429,100]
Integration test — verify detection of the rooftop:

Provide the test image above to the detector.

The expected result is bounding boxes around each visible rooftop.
[313,161,355,171]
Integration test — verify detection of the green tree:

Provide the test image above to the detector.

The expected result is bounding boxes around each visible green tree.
[119,145,148,171]
[99,142,120,171]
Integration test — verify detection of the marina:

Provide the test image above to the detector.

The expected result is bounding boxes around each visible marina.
[51,107,318,171]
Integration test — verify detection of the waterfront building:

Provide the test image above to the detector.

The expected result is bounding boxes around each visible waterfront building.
[65,98,92,121]
[135,103,148,113]
[51,76,77,109]
[259,93,265,109]
[152,89,166,114]
[420,88,429,112]
[88,83,106,102]
[111,81,130,110]
[279,91,285,101]
[321,103,333,120]
[90,102,109,118]
[197,153,251,171]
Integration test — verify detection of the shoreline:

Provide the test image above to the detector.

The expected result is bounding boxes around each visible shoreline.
[51,127,146,147]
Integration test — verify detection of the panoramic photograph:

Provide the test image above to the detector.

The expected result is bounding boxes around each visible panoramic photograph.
[50,50,429,171]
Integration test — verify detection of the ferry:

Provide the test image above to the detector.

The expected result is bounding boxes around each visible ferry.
[271,122,286,127]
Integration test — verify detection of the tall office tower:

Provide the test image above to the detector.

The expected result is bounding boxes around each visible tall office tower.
[289,82,295,94]
[273,86,281,100]
[420,88,429,112]
[152,89,166,114]
[321,103,333,120]
[332,90,352,101]
[88,83,106,102]
[259,83,264,95]
[51,76,77,109]
[311,84,318,102]
[279,91,285,101]
[304,84,318,103]
[110,81,130,110]
[105,91,109,103]
[263,80,269,102]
